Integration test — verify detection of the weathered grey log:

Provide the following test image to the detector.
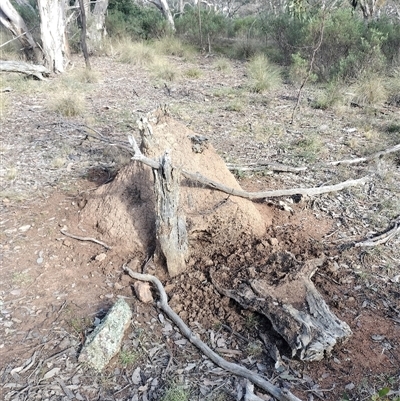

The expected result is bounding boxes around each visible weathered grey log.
[0,60,50,80]
[153,151,189,277]
[210,257,352,362]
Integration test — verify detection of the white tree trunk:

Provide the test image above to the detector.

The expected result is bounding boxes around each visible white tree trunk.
[86,0,109,52]
[37,0,69,73]
[149,0,176,31]
[0,0,42,62]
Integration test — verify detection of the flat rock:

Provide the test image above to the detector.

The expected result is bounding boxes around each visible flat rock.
[78,298,132,371]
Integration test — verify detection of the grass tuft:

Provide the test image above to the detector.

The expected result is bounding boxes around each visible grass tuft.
[152,36,195,59]
[48,91,86,117]
[151,57,179,82]
[352,73,388,106]
[247,54,282,93]
[161,383,190,401]
[116,39,155,66]
[184,67,202,78]
[213,57,232,73]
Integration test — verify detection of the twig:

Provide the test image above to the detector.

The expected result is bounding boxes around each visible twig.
[60,229,112,250]
[127,135,369,200]
[122,266,303,401]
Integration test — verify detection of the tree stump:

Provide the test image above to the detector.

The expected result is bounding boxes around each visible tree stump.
[210,254,352,361]
[154,151,189,277]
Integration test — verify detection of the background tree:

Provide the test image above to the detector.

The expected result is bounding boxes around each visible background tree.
[37,0,70,73]
[0,0,42,62]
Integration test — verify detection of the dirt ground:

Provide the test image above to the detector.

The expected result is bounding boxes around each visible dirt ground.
[1,53,400,401]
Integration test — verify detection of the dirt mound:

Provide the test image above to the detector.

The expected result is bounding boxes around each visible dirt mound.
[82,110,267,262]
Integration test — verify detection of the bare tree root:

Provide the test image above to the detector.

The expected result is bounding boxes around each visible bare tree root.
[128,135,369,200]
[122,265,304,401]
[354,216,400,247]
[60,229,112,249]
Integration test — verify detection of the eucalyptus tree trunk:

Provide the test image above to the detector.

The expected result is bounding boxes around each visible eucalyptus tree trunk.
[86,0,109,52]
[37,0,69,73]
[0,0,42,62]
[150,0,176,31]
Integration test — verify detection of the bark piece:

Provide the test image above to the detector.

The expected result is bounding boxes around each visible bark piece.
[78,298,132,371]
[0,60,50,80]
[210,255,352,361]
[154,151,189,277]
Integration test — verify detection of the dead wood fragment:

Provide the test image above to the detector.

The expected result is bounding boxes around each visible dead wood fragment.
[354,216,400,247]
[128,135,369,200]
[0,60,50,80]
[60,229,111,249]
[210,258,352,362]
[328,144,400,166]
[122,265,303,401]
[227,162,307,174]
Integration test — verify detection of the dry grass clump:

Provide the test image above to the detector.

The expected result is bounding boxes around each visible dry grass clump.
[352,73,388,106]
[184,67,202,78]
[115,39,155,66]
[71,68,100,84]
[213,57,232,73]
[150,57,179,82]
[247,54,282,93]
[311,80,346,110]
[152,36,195,59]
[48,91,86,117]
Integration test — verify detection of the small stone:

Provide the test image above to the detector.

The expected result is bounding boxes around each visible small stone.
[63,239,72,247]
[3,198,10,204]
[95,253,107,262]
[37,257,43,264]
[133,282,153,303]
[269,238,279,246]
[114,282,124,290]
[345,383,355,390]
[18,225,31,232]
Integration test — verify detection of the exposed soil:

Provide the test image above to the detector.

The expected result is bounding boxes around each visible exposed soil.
[1,53,399,401]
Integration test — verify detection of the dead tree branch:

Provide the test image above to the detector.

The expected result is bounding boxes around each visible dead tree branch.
[327,144,400,166]
[127,135,369,200]
[122,266,303,401]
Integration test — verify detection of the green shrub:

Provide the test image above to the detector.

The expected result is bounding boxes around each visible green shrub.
[107,0,167,39]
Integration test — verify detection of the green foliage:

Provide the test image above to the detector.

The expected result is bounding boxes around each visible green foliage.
[247,54,282,93]
[289,52,317,85]
[175,8,230,48]
[107,0,167,39]
[260,8,399,82]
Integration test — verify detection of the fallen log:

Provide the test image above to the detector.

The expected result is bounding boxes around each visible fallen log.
[210,255,352,362]
[0,60,50,80]
[123,265,304,401]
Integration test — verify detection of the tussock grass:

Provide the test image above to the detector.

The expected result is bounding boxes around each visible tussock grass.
[352,73,388,106]
[48,91,86,117]
[184,67,202,78]
[71,68,100,84]
[312,81,345,110]
[213,57,232,72]
[115,39,155,66]
[152,36,195,59]
[151,57,179,82]
[247,54,282,93]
